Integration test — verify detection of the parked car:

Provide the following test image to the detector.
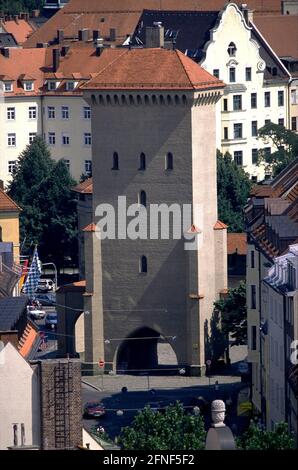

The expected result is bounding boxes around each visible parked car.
[37,278,55,293]
[83,402,106,419]
[27,305,46,320]
[45,312,58,329]
[34,292,56,306]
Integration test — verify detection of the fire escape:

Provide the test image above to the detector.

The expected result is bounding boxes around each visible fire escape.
[54,362,73,449]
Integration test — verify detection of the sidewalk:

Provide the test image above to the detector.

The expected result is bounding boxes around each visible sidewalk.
[83,373,242,392]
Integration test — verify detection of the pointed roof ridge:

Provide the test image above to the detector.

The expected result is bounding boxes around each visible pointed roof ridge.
[185,224,202,234]
[82,222,97,232]
[214,220,228,230]
[0,187,21,212]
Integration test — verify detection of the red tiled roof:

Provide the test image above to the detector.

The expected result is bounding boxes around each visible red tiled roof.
[82,48,225,90]
[214,220,228,230]
[0,188,21,212]
[18,323,38,358]
[83,223,97,232]
[254,14,298,59]
[73,177,93,194]
[23,0,283,48]
[227,233,247,256]
[1,19,35,45]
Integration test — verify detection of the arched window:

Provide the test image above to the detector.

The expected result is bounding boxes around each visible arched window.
[166,152,173,170]
[167,95,172,105]
[152,95,157,105]
[175,95,180,105]
[140,255,147,273]
[139,152,146,171]
[227,42,237,57]
[106,94,112,105]
[114,94,119,105]
[121,94,126,105]
[91,94,96,104]
[160,95,165,105]
[137,95,142,105]
[129,95,134,105]
[112,152,119,170]
[139,190,147,207]
[144,95,149,105]
[98,95,104,105]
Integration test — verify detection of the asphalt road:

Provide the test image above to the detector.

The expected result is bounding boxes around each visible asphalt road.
[81,379,246,441]
[32,306,58,358]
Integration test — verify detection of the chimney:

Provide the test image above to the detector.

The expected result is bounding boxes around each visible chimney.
[110,28,116,42]
[145,22,164,48]
[61,45,70,56]
[241,4,254,24]
[0,180,4,190]
[13,15,19,24]
[36,42,48,48]
[57,29,64,44]
[93,29,100,41]
[52,48,60,73]
[1,47,10,58]
[78,28,89,42]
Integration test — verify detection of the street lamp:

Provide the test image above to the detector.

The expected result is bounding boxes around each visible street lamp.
[42,262,58,290]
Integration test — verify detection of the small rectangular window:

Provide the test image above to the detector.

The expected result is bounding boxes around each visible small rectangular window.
[213,69,219,79]
[48,81,57,91]
[8,160,16,174]
[83,106,91,119]
[252,149,258,164]
[291,89,297,105]
[4,81,13,92]
[84,133,92,146]
[278,118,284,127]
[66,81,75,91]
[246,67,252,81]
[28,106,37,119]
[62,134,70,145]
[234,151,243,166]
[292,117,297,131]
[29,132,36,144]
[24,81,34,91]
[48,106,55,119]
[251,93,257,109]
[7,133,16,146]
[251,326,257,350]
[61,106,69,119]
[229,67,236,83]
[251,285,256,309]
[223,98,228,112]
[251,120,258,137]
[85,160,92,175]
[265,91,271,107]
[63,159,70,171]
[48,132,56,145]
[233,123,243,139]
[7,107,15,120]
[278,90,284,107]
[233,95,242,111]
[224,127,228,140]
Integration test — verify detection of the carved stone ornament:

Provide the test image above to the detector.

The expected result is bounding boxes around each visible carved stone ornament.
[211,400,226,427]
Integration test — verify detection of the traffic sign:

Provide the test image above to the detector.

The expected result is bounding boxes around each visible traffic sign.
[99,359,105,368]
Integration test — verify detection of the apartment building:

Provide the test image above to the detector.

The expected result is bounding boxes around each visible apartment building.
[245,159,298,431]
[0,44,101,185]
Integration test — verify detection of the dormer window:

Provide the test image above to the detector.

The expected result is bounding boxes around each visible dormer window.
[66,81,76,91]
[227,42,237,57]
[4,81,13,92]
[48,81,57,91]
[24,81,34,91]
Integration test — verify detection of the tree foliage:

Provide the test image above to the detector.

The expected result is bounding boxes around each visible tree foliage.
[0,0,43,14]
[217,151,252,232]
[258,123,298,176]
[119,402,206,450]
[8,137,78,268]
[214,282,247,346]
[237,421,295,450]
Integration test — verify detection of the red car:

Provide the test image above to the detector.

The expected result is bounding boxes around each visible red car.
[83,402,106,419]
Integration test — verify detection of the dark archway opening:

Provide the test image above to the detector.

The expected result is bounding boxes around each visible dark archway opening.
[116,327,178,374]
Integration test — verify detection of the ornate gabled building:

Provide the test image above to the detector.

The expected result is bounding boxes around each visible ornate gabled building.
[72,46,228,374]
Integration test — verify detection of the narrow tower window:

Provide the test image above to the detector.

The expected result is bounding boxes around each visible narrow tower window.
[112,152,119,170]
[139,153,146,170]
[166,152,173,170]
[227,42,237,57]
[139,190,147,207]
[140,255,147,273]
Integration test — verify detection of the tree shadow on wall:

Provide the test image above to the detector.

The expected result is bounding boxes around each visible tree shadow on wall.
[204,310,229,372]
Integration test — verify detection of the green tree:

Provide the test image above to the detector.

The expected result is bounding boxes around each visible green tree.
[214,282,247,346]
[119,402,206,450]
[8,137,78,268]
[217,151,252,232]
[258,122,298,176]
[237,421,295,450]
[0,1,43,14]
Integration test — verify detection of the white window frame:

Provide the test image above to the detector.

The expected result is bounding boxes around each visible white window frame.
[7,107,15,120]
[61,106,69,119]
[66,81,75,91]
[7,133,16,147]
[8,160,16,174]
[62,133,70,145]
[84,133,92,146]
[48,106,55,119]
[48,132,56,145]
[48,81,57,91]
[63,159,70,171]
[4,81,13,92]
[24,81,34,91]
[83,106,91,119]
[29,132,37,144]
[28,106,37,120]
[84,160,92,174]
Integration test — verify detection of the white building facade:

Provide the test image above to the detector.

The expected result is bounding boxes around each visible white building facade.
[200,3,290,181]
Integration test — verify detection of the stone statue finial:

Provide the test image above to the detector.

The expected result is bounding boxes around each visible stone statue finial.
[211,400,226,428]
